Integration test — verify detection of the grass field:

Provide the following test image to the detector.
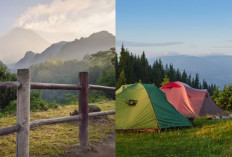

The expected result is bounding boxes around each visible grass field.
[0,100,115,157]
[116,118,232,157]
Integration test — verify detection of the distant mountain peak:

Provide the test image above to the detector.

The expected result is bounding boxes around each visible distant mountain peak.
[88,30,114,39]
[0,27,50,64]
[24,51,36,57]
[10,30,115,69]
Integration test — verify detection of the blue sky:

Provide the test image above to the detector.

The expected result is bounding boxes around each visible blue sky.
[0,0,115,43]
[116,0,232,56]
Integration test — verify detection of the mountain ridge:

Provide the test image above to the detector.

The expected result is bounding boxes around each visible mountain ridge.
[10,30,115,69]
[149,55,232,88]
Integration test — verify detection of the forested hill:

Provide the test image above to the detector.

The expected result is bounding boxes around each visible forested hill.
[30,48,116,103]
[149,55,232,88]
[116,46,217,95]
[11,31,115,70]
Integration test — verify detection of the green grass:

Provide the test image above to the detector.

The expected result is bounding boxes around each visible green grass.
[0,100,115,157]
[116,118,232,157]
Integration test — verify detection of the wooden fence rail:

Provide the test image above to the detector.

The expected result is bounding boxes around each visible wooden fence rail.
[0,110,115,136]
[0,69,116,157]
[0,82,116,91]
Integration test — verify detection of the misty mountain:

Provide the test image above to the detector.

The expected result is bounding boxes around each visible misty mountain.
[0,27,50,64]
[12,31,115,69]
[30,49,115,103]
[57,31,115,60]
[15,41,67,69]
[149,55,232,88]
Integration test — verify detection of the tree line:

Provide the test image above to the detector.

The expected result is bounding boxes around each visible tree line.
[116,45,217,95]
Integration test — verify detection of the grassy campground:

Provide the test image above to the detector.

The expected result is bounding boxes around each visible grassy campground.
[116,118,232,157]
[0,100,115,157]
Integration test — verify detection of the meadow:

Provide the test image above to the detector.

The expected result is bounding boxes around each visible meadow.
[0,100,115,157]
[116,118,232,157]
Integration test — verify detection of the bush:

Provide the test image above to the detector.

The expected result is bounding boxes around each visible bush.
[48,100,60,108]
[89,95,106,103]
[65,93,78,105]
[31,99,48,111]
[1,100,17,116]
[212,85,232,111]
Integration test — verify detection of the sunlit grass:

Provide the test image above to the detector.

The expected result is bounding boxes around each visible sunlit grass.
[0,100,115,157]
[116,118,232,157]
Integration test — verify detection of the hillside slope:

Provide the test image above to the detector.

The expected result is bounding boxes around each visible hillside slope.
[12,31,115,69]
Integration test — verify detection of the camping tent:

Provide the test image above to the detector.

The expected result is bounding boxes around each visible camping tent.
[116,83,192,130]
[160,81,227,118]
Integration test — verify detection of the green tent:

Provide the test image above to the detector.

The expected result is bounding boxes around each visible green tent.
[116,83,192,130]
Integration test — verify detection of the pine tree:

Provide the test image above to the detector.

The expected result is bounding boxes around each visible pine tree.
[114,51,119,81]
[181,70,187,83]
[161,74,170,86]
[194,73,200,88]
[202,79,208,89]
[151,59,163,87]
[176,69,181,81]
[127,52,135,83]
[116,70,127,89]
[167,64,176,82]
[139,51,149,83]
[187,74,192,85]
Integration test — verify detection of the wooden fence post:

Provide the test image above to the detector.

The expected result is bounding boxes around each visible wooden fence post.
[78,72,89,148]
[16,69,30,157]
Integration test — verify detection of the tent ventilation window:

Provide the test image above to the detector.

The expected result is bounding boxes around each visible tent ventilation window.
[126,99,138,106]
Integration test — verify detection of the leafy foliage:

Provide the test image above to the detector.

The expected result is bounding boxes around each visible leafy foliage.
[65,93,78,105]
[0,63,17,110]
[161,74,170,87]
[0,91,61,117]
[212,85,232,111]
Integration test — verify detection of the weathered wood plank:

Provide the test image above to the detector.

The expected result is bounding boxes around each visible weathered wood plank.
[89,85,116,91]
[0,81,21,89]
[31,82,82,90]
[16,69,30,157]
[0,110,115,136]
[30,110,115,128]
[0,125,20,136]
[79,72,89,148]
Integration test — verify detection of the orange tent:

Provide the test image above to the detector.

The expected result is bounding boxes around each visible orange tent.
[161,81,227,118]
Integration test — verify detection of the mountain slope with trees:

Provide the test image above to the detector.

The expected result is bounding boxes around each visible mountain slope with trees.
[149,55,232,88]
[116,45,216,95]
[12,31,115,70]
[30,48,116,103]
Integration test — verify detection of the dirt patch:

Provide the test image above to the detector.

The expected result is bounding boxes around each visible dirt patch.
[62,132,115,157]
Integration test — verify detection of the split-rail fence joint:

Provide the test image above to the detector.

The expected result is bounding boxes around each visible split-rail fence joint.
[0,69,116,156]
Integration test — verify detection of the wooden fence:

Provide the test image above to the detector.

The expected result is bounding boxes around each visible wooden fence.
[0,69,116,157]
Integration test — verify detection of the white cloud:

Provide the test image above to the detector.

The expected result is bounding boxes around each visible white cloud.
[13,0,115,43]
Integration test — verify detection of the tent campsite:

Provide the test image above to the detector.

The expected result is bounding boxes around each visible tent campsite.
[116,83,192,130]
[160,81,228,118]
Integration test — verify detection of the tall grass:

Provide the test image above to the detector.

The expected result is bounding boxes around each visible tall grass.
[0,100,115,157]
[116,118,232,157]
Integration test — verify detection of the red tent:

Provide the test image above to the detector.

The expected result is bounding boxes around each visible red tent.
[160,81,227,118]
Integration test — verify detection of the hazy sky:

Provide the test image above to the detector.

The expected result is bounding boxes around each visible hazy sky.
[0,0,115,43]
[116,0,232,57]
